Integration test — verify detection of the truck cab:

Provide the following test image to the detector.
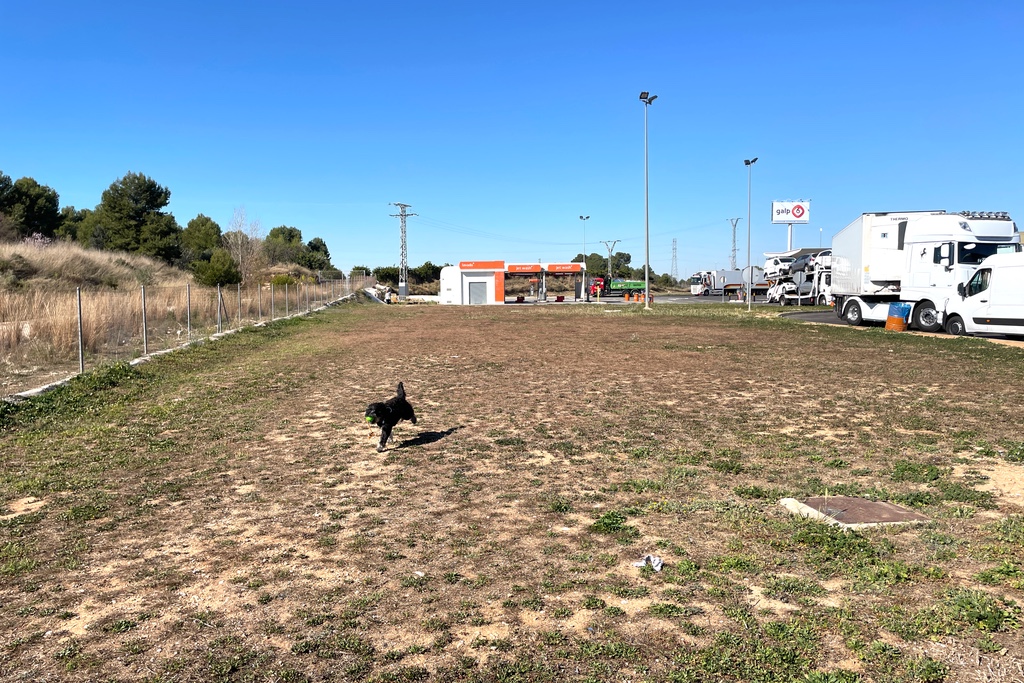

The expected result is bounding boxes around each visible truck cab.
[832,210,1020,330]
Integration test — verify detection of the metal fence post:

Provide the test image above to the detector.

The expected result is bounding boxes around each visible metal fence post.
[258,284,262,322]
[187,283,192,342]
[217,284,222,334]
[271,283,275,321]
[237,283,242,329]
[285,283,289,317]
[141,285,149,356]
[77,288,84,374]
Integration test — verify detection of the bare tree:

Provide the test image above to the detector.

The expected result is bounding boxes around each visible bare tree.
[221,207,266,283]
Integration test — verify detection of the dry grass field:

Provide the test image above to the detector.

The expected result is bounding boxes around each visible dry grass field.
[1,240,354,397]
[1,297,1022,682]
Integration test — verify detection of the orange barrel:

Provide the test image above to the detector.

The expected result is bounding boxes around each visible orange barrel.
[885,316,907,332]
[885,302,911,331]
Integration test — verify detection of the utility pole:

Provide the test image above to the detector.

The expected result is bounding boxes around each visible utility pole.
[600,239,620,280]
[728,218,741,270]
[389,203,416,301]
[670,238,678,280]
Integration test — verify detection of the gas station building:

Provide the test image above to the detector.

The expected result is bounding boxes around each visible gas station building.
[439,261,586,305]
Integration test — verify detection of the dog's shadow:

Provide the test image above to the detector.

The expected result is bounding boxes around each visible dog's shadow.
[396,426,463,449]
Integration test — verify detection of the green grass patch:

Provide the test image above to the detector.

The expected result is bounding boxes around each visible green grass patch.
[988,515,1024,545]
[590,510,640,540]
[889,460,941,483]
[879,588,1022,639]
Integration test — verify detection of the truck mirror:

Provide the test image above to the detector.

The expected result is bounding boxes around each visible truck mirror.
[938,243,953,269]
[957,282,965,298]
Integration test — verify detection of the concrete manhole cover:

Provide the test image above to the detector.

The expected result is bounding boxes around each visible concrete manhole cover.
[781,496,929,530]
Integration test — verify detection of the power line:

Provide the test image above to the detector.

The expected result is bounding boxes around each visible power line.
[410,215,580,246]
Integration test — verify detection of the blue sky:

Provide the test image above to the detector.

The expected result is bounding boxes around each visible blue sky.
[3,1,1022,277]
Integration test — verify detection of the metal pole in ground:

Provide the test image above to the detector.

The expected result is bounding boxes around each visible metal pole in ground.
[285,283,289,317]
[217,284,222,333]
[141,285,149,355]
[77,288,84,374]
[271,283,275,320]
[639,91,657,311]
[257,283,262,322]
[744,157,758,313]
[187,283,192,341]
[237,283,242,328]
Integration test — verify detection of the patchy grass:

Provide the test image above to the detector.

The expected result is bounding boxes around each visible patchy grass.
[1,300,1023,681]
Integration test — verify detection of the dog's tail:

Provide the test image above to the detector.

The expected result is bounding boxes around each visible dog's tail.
[396,382,406,399]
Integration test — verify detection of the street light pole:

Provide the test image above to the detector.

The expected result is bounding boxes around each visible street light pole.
[580,215,590,301]
[744,157,758,312]
[640,91,657,310]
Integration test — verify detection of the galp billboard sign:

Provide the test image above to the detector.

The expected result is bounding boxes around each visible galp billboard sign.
[771,201,810,224]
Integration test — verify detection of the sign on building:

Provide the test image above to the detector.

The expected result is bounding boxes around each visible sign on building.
[772,201,810,224]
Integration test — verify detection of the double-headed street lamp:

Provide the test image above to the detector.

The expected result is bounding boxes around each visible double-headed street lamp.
[580,215,590,301]
[640,91,657,310]
[744,157,758,312]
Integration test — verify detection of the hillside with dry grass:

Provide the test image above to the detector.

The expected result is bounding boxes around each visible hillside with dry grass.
[1,240,352,397]
[0,241,192,291]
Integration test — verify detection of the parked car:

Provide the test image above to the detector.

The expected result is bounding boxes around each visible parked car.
[789,254,814,273]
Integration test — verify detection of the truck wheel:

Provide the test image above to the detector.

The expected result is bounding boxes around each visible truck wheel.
[912,301,942,332]
[817,295,826,306]
[702,289,710,297]
[780,296,788,307]
[844,301,863,326]
[945,315,966,336]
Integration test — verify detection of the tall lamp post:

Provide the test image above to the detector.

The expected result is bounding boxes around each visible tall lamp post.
[579,215,590,301]
[744,157,758,312]
[640,91,657,310]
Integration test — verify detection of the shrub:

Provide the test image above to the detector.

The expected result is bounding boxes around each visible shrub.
[193,248,242,286]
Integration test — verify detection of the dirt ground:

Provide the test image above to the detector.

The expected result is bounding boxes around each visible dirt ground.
[1,300,1023,682]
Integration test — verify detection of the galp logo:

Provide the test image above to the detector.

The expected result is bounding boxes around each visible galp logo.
[775,204,806,219]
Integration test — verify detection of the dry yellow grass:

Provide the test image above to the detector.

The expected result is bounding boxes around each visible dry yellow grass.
[1,241,364,393]
[0,240,191,289]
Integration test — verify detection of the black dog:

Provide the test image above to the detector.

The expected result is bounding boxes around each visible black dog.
[364,382,417,452]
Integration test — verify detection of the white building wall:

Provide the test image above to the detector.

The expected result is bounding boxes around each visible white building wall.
[439,266,461,305]
[439,266,502,305]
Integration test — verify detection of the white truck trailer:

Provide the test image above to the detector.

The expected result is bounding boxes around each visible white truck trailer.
[831,211,1020,330]
[689,269,744,297]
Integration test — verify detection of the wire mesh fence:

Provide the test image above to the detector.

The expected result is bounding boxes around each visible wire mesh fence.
[1,276,372,397]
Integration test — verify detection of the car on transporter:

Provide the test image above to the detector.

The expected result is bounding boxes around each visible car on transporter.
[764,256,795,279]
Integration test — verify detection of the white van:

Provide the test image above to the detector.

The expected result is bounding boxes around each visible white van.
[944,252,1024,336]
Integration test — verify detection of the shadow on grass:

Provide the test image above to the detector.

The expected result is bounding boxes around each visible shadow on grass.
[396,426,463,449]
